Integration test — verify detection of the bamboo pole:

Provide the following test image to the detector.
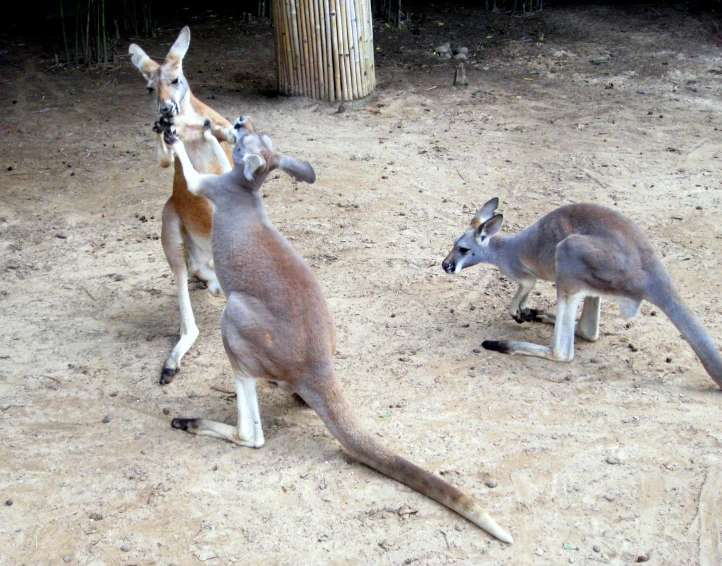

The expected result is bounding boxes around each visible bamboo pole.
[281,0,295,94]
[347,0,364,96]
[310,0,325,100]
[288,0,304,95]
[297,0,309,96]
[323,0,335,100]
[329,0,344,100]
[337,0,353,100]
[300,0,317,98]
[364,0,375,91]
[273,0,284,92]
[360,0,374,94]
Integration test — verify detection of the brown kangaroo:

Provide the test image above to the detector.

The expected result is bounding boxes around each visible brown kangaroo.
[129,26,235,384]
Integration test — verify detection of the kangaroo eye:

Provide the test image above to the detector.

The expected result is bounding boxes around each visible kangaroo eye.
[458,247,470,254]
[171,78,179,85]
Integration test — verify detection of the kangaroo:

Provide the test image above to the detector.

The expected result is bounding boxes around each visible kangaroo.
[161,118,513,543]
[442,198,722,389]
[129,26,237,384]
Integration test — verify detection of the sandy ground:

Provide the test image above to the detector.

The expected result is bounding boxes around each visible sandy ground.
[2,3,722,565]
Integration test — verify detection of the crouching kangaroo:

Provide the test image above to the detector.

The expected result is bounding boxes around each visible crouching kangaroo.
[442,198,722,389]
[162,118,513,543]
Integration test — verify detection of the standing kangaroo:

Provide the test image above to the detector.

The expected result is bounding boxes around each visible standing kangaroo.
[442,198,722,389]
[129,26,235,384]
[162,118,513,543]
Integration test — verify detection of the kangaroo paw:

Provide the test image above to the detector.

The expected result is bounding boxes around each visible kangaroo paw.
[482,340,511,354]
[512,308,541,324]
[160,365,179,385]
[153,115,173,133]
[171,418,200,432]
[163,128,178,146]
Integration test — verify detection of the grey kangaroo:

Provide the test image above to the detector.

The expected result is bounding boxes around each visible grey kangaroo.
[442,198,722,389]
[162,118,513,543]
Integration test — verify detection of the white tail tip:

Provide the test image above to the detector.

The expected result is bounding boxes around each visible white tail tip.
[478,512,513,544]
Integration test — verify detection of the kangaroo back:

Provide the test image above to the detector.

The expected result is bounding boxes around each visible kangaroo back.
[296,376,513,543]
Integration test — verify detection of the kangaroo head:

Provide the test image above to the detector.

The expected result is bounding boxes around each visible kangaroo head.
[232,116,316,186]
[442,197,503,274]
[128,26,191,117]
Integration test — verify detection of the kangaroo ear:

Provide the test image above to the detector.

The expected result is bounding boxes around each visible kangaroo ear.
[128,44,159,80]
[243,153,266,181]
[166,26,191,67]
[471,197,500,228]
[475,214,503,242]
[277,155,316,184]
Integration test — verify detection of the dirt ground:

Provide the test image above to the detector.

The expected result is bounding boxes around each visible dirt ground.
[2,3,722,565]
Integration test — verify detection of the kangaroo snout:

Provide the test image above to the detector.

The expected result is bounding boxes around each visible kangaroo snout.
[442,259,455,274]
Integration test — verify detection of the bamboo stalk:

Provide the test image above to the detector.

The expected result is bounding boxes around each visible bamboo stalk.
[283,1,293,94]
[338,0,356,100]
[323,0,335,100]
[276,0,287,93]
[276,0,289,93]
[288,0,303,96]
[59,0,70,63]
[296,0,307,95]
[84,0,91,64]
[357,0,369,96]
[298,0,314,97]
[272,0,283,92]
[347,0,363,97]
[329,0,343,100]
[309,0,325,99]
[339,0,351,100]
[101,0,107,62]
[365,0,376,92]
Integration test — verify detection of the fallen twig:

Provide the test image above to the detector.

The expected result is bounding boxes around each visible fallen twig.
[43,375,62,385]
[210,385,235,396]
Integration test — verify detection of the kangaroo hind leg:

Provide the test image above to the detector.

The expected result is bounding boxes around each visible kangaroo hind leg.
[483,292,583,362]
[172,371,264,448]
[160,201,199,384]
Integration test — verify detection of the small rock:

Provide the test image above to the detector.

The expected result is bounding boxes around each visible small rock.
[637,552,651,562]
[101,415,111,424]
[453,53,467,61]
[434,42,451,55]
[454,46,469,55]
[605,455,620,465]
[485,479,497,488]
[666,356,672,363]
[603,493,616,501]
[390,313,396,318]
[593,545,601,553]
[56,233,68,239]
[120,542,132,552]
[5,499,12,506]
[472,348,481,354]
[63,555,72,563]
[163,408,170,415]
[536,548,544,556]
[628,343,638,352]
[89,512,103,521]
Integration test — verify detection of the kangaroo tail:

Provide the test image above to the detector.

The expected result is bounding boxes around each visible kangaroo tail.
[296,376,513,543]
[645,270,722,388]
